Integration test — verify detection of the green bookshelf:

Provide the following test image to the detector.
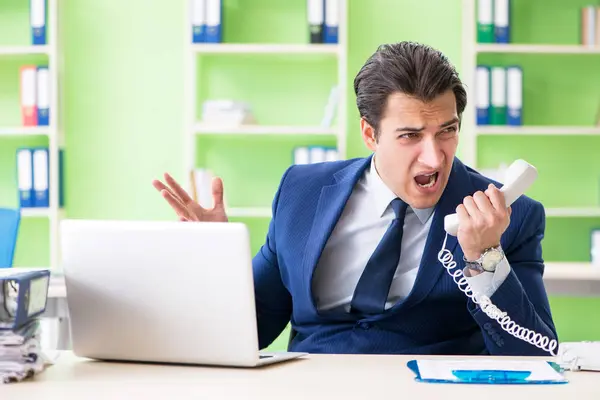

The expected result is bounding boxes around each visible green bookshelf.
[0,0,63,269]
[463,0,600,342]
[183,0,347,350]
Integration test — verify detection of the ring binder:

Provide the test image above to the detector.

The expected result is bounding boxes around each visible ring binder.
[0,269,50,331]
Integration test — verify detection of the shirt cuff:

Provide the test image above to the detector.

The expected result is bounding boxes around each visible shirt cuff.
[463,256,511,299]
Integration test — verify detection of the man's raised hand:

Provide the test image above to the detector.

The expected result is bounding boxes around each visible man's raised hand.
[152,173,228,222]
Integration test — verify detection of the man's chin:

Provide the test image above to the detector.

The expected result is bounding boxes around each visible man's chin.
[407,181,446,209]
[408,197,440,210]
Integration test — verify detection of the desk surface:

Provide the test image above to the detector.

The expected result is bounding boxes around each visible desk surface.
[3,352,600,399]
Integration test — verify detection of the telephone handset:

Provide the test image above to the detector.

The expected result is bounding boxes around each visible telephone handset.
[443,159,539,236]
[437,159,559,356]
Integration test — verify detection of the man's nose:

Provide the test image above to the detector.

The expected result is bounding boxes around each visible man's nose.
[418,138,444,168]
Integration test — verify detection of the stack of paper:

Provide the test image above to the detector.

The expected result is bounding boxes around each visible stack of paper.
[0,269,53,384]
[0,320,51,384]
[200,100,256,127]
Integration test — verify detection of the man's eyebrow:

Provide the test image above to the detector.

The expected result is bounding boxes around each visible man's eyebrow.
[440,117,459,128]
[394,117,459,133]
[395,125,424,133]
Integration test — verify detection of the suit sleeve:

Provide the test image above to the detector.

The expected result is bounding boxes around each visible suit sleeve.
[252,166,293,350]
[467,201,559,356]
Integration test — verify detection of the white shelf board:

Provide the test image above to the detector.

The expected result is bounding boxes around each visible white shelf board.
[545,208,600,217]
[195,124,338,135]
[544,262,600,281]
[476,44,600,54]
[227,207,271,218]
[21,208,53,218]
[476,126,600,135]
[0,45,50,56]
[0,126,52,136]
[20,208,63,218]
[192,43,339,55]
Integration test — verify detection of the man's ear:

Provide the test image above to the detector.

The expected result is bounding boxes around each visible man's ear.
[360,118,377,151]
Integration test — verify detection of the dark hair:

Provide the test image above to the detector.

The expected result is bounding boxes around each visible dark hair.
[353,41,467,139]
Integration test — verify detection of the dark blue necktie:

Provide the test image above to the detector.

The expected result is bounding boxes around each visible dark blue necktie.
[350,198,408,315]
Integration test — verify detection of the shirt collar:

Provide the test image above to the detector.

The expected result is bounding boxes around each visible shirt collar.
[365,155,435,224]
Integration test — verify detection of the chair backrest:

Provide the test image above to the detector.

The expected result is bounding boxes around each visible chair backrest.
[0,208,21,268]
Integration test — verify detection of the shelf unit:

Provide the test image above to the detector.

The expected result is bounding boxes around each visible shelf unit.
[191,43,341,55]
[461,1,600,168]
[544,262,600,281]
[477,126,600,135]
[0,126,53,136]
[0,0,62,269]
[461,0,600,281]
[0,45,50,55]
[194,123,337,136]
[183,1,348,215]
[476,44,600,54]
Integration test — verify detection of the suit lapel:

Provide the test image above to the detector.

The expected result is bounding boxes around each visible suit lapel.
[302,156,372,316]
[400,158,474,309]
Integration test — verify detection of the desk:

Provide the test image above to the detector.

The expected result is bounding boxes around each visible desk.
[2,352,600,399]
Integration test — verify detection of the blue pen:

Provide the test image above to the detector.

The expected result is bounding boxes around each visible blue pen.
[452,369,531,384]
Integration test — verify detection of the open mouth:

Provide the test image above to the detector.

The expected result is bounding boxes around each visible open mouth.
[414,172,438,189]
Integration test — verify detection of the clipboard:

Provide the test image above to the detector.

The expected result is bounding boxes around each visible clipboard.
[407,358,569,385]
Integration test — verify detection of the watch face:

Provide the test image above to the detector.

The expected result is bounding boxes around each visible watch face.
[482,250,503,272]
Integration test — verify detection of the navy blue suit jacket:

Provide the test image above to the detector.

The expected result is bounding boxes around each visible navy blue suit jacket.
[252,155,557,355]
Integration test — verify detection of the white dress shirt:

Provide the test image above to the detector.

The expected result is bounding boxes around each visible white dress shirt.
[312,156,510,312]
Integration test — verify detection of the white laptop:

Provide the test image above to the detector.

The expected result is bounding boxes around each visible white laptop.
[59,219,306,367]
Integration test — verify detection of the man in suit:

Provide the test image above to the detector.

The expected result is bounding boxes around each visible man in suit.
[153,41,557,356]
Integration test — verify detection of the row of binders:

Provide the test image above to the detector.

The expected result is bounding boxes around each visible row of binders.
[16,147,64,209]
[190,0,340,44]
[293,146,338,165]
[20,65,50,127]
[581,6,600,46]
[30,0,48,45]
[477,0,510,43]
[307,0,340,44]
[475,65,522,126]
[190,0,222,43]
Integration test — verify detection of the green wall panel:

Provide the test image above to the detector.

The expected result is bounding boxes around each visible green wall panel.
[500,0,600,45]
[221,0,314,45]
[195,135,336,209]
[0,0,31,46]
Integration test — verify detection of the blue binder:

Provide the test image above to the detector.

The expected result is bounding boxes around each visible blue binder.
[494,0,511,43]
[323,0,339,44]
[30,0,47,45]
[506,65,523,126]
[32,147,49,208]
[37,66,50,126]
[191,0,206,43]
[475,65,491,125]
[16,148,34,208]
[205,0,222,43]
[0,269,50,330]
[407,359,568,385]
